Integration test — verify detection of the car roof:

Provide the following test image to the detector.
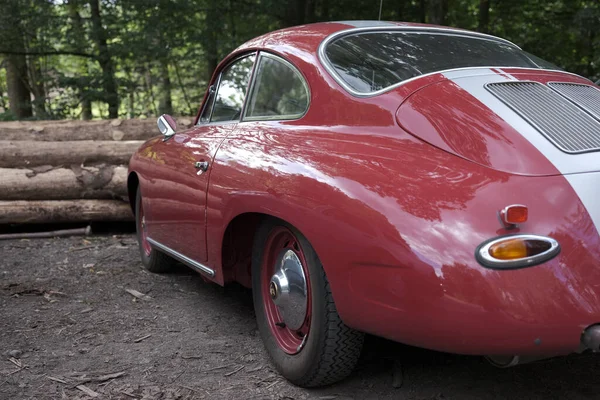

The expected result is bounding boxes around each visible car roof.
[234,21,518,57]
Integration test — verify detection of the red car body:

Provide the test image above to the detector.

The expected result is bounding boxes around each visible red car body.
[128,21,600,361]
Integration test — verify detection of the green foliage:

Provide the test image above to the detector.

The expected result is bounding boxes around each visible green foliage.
[0,0,598,119]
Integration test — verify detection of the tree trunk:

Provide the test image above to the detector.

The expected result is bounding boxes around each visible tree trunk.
[396,0,404,20]
[1,1,33,120]
[419,0,427,23]
[5,55,32,119]
[0,140,144,168]
[89,0,119,118]
[305,0,316,23]
[0,165,128,200]
[157,59,173,115]
[428,0,447,25]
[478,0,490,33]
[204,1,220,84]
[27,57,48,118]
[0,118,173,141]
[284,0,307,26]
[67,0,92,120]
[321,0,329,21]
[0,199,133,223]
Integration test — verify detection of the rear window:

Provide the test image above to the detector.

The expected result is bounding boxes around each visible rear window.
[323,31,556,95]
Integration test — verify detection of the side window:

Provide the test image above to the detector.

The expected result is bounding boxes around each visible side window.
[244,54,309,120]
[211,55,255,123]
[199,85,216,124]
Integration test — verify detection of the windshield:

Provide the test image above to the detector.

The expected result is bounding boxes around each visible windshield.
[323,31,558,94]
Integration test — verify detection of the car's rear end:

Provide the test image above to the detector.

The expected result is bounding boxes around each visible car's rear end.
[319,24,600,364]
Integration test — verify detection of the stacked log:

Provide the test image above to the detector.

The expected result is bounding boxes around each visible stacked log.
[0,118,193,224]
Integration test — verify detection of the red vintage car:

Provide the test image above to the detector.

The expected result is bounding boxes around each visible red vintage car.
[128,21,600,386]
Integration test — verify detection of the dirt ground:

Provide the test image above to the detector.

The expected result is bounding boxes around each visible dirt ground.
[2,235,600,400]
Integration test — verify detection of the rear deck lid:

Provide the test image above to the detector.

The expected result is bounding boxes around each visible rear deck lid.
[396,67,600,176]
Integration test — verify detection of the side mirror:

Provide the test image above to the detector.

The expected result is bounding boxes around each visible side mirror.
[157,114,176,139]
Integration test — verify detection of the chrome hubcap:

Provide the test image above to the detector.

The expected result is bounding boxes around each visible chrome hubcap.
[269,249,307,330]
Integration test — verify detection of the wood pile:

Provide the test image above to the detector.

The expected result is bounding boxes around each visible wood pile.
[0,118,193,224]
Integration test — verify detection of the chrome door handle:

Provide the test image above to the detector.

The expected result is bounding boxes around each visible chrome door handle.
[194,161,209,175]
[195,161,209,171]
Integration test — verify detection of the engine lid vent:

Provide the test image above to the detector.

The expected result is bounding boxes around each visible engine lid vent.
[486,81,600,154]
[548,82,600,121]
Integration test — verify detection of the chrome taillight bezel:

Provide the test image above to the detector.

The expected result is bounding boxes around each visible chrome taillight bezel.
[475,234,560,270]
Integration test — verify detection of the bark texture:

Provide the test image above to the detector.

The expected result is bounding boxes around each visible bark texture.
[0,199,133,223]
[0,118,193,141]
[89,0,119,118]
[5,54,33,119]
[0,165,128,201]
[0,140,144,168]
[478,0,490,33]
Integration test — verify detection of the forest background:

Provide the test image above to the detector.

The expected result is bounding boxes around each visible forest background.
[0,0,598,121]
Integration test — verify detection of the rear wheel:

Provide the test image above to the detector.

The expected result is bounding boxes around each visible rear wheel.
[252,218,364,387]
[135,187,176,273]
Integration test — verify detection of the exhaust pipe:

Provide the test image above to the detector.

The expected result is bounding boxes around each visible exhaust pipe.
[485,355,520,368]
[485,355,550,368]
[487,324,600,368]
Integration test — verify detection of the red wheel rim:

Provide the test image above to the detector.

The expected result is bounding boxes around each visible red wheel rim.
[138,199,152,257]
[261,227,312,354]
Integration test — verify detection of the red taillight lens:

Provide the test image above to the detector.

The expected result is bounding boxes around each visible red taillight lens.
[501,205,528,225]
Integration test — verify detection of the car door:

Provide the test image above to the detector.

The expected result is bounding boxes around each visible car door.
[145,54,256,265]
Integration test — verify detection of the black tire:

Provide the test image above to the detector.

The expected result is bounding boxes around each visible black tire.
[252,218,364,387]
[135,187,176,273]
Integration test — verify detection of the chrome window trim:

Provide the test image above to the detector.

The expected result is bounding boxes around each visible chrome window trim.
[195,52,257,126]
[242,51,310,122]
[317,27,580,97]
[547,81,600,122]
[146,237,215,277]
[198,84,216,124]
[476,234,560,270]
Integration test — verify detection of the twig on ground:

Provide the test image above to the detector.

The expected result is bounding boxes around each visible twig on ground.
[69,245,96,252]
[0,226,91,240]
[47,376,68,384]
[180,385,202,394]
[170,369,186,383]
[265,380,280,389]
[76,384,99,397]
[93,253,115,268]
[224,365,245,377]
[94,371,127,382]
[124,288,151,301]
[181,355,203,360]
[202,363,236,373]
[133,334,151,343]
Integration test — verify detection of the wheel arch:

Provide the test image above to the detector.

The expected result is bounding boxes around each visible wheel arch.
[127,171,139,215]
[220,211,321,289]
[220,212,273,288]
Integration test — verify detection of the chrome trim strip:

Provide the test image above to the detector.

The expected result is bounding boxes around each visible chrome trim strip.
[476,234,560,270]
[146,237,215,277]
[317,26,582,98]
